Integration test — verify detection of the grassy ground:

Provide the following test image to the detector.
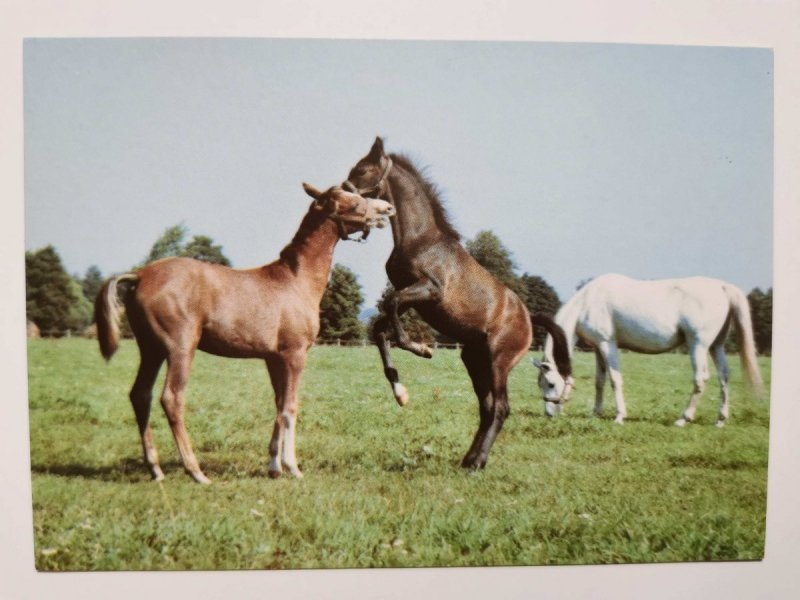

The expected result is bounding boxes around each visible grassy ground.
[27,339,770,570]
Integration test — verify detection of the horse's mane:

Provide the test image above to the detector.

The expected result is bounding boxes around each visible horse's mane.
[390,153,461,241]
[278,201,330,272]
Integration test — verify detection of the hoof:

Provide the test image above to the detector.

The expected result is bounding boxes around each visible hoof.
[191,472,212,485]
[614,415,625,425]
[268,469,282,479]
[393,383,409,407]
[674,418,688,427]
[715,420,726,428]
[283,465,304,479]
[150,469,165,482]
[460,455,485,470]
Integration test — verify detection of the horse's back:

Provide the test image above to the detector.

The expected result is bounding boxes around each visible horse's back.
[131,257,314,357]
[572,274,732,352]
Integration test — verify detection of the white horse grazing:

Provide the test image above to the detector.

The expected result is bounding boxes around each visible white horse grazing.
[534,273,764,427]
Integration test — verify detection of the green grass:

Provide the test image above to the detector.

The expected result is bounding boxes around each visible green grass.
[28,339,770,570]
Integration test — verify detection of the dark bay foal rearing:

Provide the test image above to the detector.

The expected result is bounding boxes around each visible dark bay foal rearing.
[94,184,393,483]
[344,138,572,469]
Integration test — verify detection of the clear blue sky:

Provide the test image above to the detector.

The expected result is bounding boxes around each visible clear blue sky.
[24,38,772,307]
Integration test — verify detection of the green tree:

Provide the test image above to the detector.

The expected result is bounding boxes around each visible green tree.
[81,265,104,302]
[520,273,561,348]
[142,224,231,266]
[67,277,94,331]
[181,235,232,266]
[465,230,528,303]
[748,287,772,355]
[319,264,366,341]
[144,224,187,264]
[26,246,83,334]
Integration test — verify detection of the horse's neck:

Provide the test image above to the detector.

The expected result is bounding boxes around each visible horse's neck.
[279,218,339,298]
[388,169,440,248]
[548,293,583,357]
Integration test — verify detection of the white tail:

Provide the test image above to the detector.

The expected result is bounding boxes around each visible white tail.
[724,283,765,396]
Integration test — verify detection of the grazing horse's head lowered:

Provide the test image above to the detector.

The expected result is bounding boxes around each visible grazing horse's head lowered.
[532,358,574,418]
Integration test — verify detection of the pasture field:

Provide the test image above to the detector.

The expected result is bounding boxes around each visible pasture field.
[27,339,770,570]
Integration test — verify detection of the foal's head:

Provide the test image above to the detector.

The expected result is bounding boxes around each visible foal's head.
[343,137,393,199]
[302,183,394,240]
[532,358,575,418]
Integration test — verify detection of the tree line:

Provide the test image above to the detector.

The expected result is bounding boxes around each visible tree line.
[25,226,774,355]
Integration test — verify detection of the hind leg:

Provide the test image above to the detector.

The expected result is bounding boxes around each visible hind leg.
[160,350,210,484]
[711,342,730,427]
[460,343,494,469]
[593,349,608,417]
[130,352,165,481]
[675,342,710,427]
[461,339,524,469]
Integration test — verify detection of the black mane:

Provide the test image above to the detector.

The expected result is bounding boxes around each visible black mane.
[389,153,461,241]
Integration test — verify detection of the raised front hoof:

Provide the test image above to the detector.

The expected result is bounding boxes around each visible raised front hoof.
[392,383,409,407]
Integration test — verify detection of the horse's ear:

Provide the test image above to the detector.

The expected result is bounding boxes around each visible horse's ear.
[532,358,543,369]
[302,182,322,200]
[367,136,385,162]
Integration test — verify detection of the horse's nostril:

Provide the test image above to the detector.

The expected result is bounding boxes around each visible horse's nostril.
[548,382,556,389]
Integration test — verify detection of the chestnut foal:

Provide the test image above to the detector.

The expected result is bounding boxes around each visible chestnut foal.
[95,184,393,483]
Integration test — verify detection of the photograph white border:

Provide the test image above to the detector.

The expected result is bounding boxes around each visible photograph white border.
[2,1,798,598]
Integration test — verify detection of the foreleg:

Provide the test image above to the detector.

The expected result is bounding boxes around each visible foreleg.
[373,314,409,406]
[161,350,210,484]
[596,340,626,424]
[382,278,441,358]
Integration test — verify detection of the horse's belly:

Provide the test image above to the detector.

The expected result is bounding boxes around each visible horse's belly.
[613,323,683,354]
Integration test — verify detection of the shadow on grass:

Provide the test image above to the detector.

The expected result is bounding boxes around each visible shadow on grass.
[30,457,273,483]
[667,454,767,471]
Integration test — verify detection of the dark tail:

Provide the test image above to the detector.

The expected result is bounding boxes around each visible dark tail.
[531,313,572,379]
[94,273,138,361]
